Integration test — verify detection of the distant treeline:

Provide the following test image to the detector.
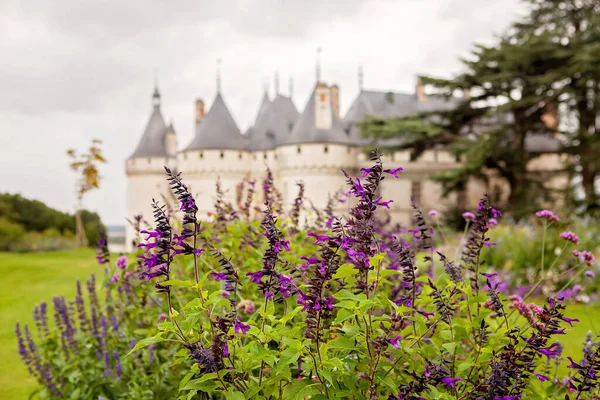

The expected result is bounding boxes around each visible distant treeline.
[0,193,104,252]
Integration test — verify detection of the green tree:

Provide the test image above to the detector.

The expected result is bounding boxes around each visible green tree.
[362,34,563,217]
[514,0,600,211]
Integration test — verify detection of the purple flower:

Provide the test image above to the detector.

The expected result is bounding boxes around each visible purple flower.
[566,356,582,369]
[110,274,120,284]
[223,343,229,356]
[246,271,264,284]
[389,335,402,349]
[488,218,498,227]
[211,272,228,281]
[116,255,128,270]
[264,291,274,300]
[323,297,335,310]
[560,231,580,244]
[234,320,250,335]
[533,371,549,382]
[573,250,596,266]
[490,207,502,218]
[384,167,404,178]
[359,167,372,177]
[462,212,475,221]
[441,377,461,388]
[307,232,330,244]
[428,209,438,216]
[375,197,393,208]
[417,310,434,320]
[560,316,580,327]
[158,313,168,321]
[536,343,562,358]
[535,209,560,222]
[585,270,596,278]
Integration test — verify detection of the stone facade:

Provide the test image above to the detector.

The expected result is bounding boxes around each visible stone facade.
[124,81,567,252]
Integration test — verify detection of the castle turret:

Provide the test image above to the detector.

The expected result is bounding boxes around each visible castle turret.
[276,82,356,212]
[178,92,249,216]
[125,86,176,251]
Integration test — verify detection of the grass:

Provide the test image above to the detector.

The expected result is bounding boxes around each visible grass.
[0,249,102,399]
[0,249,598,398]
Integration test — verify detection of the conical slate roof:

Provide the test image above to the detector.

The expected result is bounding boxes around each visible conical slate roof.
[185,92,246,150]
[129,87,170,159]
[248,94,299,150]
[279,84,350,146]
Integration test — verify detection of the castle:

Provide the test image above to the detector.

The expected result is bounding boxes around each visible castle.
[125,74,568,252]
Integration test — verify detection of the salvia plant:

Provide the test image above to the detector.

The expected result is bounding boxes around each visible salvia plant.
[17,150,599,399]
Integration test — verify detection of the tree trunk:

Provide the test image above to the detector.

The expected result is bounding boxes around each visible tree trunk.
[75,207,88,248]
[581,166,598,210]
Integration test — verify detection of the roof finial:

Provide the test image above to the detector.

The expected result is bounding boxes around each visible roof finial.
[289,77,293,99]
[216,58,222,92]
[274,71,279,95]
[358,65,364,91]
[316,47,322,82]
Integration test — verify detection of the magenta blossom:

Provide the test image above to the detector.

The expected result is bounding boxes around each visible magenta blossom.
[384,167,404,178]
[389,335,402,349]
[573,250,596,266]
[536,343,561,358]
[585,270,595,278]
[441,377,461,388]
[462,212,475,221]
[533,372,549,382]
[535,209,560,222]
[428,209,438,216]
[488,218,498,227]
[116,255,127,270]
[158,313,168,321]
[110,273,119,284]
[560,231,580,244]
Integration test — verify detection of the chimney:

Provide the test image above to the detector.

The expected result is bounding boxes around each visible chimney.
[314,82,332,130]
[415,78,427,103]
[330,84,340,117]
[541,102,559,130]
[195,98,205,127]
[463,87,471,101]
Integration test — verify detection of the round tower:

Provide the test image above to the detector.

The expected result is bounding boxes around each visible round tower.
[177,92,250,217]
[125,86,177,252]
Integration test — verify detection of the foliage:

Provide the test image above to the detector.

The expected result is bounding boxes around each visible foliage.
[100,152,597,400]
[0,193,103,251]
[360,0,600,218]
[67,138,107,247]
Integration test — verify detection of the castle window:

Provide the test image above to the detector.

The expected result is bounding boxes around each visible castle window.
[263,152,267,160]
[220,151,224,159]
[324,145,329,154]
[238,152,242,160]
[200,152,204,159]
[297,146,302,154]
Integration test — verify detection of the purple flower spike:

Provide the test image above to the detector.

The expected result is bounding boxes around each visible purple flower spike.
[307,232,330,244]
[116,255,127,270]
[211,272,228,281]
[110,273,120,284]
[359,167,373,177]
[560,316,580,327]
[417,310,434,320]
[384,167,404,178]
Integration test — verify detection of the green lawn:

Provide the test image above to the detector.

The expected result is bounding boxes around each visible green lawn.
[0,250,598,399]
[0,249,102,399]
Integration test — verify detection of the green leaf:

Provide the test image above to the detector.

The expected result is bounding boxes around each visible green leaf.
[333,263,357,280]
[224,391,246,400]
[282,380,321,400]
[162,279,194,287]
[180,373,218,392]
[127,332,165,355]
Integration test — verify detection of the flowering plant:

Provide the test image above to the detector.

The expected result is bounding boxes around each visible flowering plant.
[126,150,599,400]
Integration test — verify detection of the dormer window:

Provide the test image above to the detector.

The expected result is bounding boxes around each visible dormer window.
[220,151,224,159]
[324,146,329,154]
[297,146,302,154]
[200,152,204,159]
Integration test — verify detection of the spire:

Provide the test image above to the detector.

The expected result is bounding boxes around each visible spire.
[289,77,293,99]
[274,71,279,95]
[216,58,222,92]
[152,85,160,108]
[358,65,364,91]
[316,47,322,82]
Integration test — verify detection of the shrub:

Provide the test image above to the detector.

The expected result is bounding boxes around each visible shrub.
[17,151,600,399]
[0,217,25,251]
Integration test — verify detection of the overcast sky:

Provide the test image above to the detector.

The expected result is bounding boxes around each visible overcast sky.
[0,0,525,226]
